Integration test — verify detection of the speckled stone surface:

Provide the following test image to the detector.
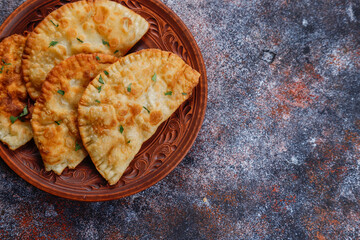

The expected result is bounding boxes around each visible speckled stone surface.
[1,0,360,239]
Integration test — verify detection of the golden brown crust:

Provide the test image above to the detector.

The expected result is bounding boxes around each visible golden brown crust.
[78,49,200,185]
[22,0,149,100]
[0,34,33,150]
[31,53,118,174]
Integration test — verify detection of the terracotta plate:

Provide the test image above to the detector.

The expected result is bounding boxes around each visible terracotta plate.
[0,0,207,201]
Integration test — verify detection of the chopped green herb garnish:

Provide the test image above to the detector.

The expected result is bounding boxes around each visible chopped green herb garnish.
[10,116,18,124]
[143,106,150,114]
[75,142,81,151]
[19,106,28,118]
[95,99,101,103]
[182,92,187,95]
[50,20,59,27]
[114,50,119,54]
[49,41,58,48]
[76,38,84,43]
[0,59,11,74]
[164,91,172,96]
[57,90,65,95]
[2,59,11,65]
[119,125,124,134]
[102,39,110,46]
[98,75,104,84]
[127,140,131,144]
[97,86,102,93]
[127,83,132,92]
[104,70,109,76]
[96,56,100,61]
[151,73,157,82]
[9,106,28,124]
[55,120,61,125]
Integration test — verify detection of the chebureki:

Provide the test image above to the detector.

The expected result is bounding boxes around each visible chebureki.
[22,0,149,100]
[1,0,200,188]
[0,34,33,150]
[31,53,118,174]
[78,49,200,185]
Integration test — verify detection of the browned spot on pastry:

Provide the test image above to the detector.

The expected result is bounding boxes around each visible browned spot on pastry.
[82,22,90,31]
[113,84,126,94]
[121,17,132,31]
[96,25,111,36]
[60,18,70,28]
[66,29,77,38]
[141,123,150,132]
[118,109,128,116]
[83,70,94,82]
[53,11,63,20]
[43,128,55,139]
[109,38,119,48]
[128,103,142,116]
[125,116,135,126]
[150,110,163,126]
[117,116,125,122]
[83,5,91,13]
[92,114,117,134]
[129,82,142,98]
[93,6,109,23]
[57,45,68,56]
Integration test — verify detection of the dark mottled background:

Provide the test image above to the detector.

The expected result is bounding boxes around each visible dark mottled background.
[1,0,360,239]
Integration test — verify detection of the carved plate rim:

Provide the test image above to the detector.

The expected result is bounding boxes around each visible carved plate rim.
[0,0,207,201]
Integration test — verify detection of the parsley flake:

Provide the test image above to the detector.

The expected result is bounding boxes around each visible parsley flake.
[102,39,110,46]
[143,106,150,114]
[164,91,172,96]
[50,20,59,27]
[182,92,187,95]
[114,50,119,54]
[0,66,4,74]
[95,99,101,103]
[57,90,65,96]
[19,106,28,118]
[95,56,100,61]
[104,70,109,76]
[9,106,28,124]
[127,83,132,92]
[98,75,104,84]
[10,116,18,124]
[76,38,84,43]
[2,59,11,65]
[49,41,58,48]
[97,86,102,93]
[119,125,124,134]
[151,73,157,82]
[55,120,61,125]
[75,142,81,151]
[127,140,131,144]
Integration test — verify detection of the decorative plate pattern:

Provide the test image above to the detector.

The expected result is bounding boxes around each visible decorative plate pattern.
[0,0,207,201]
